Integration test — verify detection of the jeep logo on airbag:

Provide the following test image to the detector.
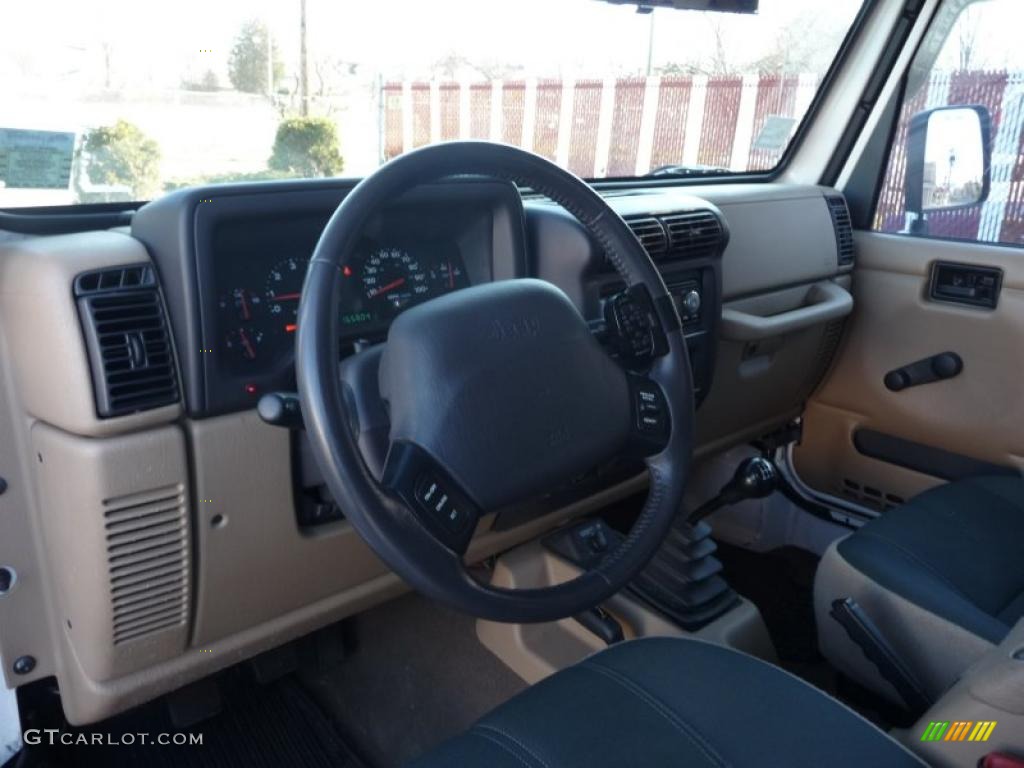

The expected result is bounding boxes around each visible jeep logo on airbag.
[487,317,540,341]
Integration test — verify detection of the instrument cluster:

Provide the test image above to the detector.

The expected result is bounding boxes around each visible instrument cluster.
[194,179,524,413]
[215,242,469,370]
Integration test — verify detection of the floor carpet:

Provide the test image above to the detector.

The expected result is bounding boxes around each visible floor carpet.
[299,593,527,767]
[16,672,361,768]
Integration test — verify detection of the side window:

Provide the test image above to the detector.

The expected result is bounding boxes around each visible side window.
[874,0,1024,246]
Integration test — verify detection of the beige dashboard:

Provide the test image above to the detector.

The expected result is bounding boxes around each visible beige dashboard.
[0,182,851,724]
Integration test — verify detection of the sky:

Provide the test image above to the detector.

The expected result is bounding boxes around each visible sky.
[0,0,865,91]
[4,0,1023,94]
[2,0,1021,206]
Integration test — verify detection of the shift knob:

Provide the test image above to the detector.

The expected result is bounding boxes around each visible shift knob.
[725,456,778,501]
[688,456,778,524]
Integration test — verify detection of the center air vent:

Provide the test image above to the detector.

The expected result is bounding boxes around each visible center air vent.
[661,211,724,258]
[624,216,668,258]
[76,265,180,418]
[611,209,724,270]
[826,195,855,267]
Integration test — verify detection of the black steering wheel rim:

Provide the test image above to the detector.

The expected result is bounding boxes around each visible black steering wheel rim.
[296,141,694,623]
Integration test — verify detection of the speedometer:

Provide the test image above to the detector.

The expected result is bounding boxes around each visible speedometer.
[338,243,469,338]
[361,247,430,310]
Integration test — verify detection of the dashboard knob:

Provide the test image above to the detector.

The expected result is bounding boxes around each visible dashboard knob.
[682,289,701,317]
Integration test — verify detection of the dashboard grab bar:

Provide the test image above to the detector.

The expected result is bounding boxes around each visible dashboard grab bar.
[720,281,852,342]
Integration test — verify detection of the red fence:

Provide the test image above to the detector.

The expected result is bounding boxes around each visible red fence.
[382,74,819,177]
[875,70,1024,244]
[382,71,1024,245]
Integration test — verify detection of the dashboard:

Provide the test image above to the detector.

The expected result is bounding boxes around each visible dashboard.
[0,175,853,728]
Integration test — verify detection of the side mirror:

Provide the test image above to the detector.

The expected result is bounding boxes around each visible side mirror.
[904,105,992,235]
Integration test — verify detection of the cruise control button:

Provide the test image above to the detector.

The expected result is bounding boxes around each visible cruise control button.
[415,473,471,533]
[415,474,441,507]
[635,384,667,434]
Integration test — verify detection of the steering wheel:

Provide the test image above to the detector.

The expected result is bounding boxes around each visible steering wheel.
[296,142,693,623]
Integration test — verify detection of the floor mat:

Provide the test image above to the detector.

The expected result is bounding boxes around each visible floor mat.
[715,543,911,728]
[299,593,527,768]
[23,673,361,768]
[716,543,823,665]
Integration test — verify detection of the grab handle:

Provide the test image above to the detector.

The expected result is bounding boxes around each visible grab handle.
[720,281,852,342]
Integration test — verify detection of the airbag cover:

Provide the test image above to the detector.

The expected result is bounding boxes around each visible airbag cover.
[380,279,630,510]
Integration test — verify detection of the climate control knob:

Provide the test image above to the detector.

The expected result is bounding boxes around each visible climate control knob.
[681,289,701,318]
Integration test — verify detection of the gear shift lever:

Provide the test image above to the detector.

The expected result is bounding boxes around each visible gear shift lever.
[688,456,778,524]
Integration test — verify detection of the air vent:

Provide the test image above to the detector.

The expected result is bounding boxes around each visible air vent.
[76,264,179,418]
[661,210,724,258]
[104,483,189,644]
[826,195,854,267]
[603,209,724,271]
[74,264,156,294]
[624,216,668,259]
[840,478,904,513]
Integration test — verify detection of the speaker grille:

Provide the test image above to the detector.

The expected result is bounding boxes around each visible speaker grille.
[104,483,189,644]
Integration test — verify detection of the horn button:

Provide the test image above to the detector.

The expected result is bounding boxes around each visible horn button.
[379,279,631,512]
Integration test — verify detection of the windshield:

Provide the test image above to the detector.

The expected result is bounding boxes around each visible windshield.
[0,0,865,207]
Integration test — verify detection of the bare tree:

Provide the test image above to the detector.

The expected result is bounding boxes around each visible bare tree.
[957,7,980,71]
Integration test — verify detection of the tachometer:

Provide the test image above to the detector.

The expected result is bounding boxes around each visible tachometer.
[265,257,309,335]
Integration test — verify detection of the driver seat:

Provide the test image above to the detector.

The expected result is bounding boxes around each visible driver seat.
[410,637,924,767]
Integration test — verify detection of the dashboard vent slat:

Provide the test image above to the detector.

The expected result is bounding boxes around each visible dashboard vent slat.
[826,195,855,267]
[103,483,189,645]
[76,264,180,418]
[603,209,725,271]
[624,216,668,259]
[661,211,725,259]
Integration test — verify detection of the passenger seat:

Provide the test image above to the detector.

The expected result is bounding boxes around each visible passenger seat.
[815,475,1024,703]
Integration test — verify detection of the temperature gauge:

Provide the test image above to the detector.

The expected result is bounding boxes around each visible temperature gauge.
[224,327,265,362]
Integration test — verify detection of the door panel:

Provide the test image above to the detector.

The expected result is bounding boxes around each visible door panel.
[794,231,1024,509]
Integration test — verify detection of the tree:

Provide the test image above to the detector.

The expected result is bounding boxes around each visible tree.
[268,116,344,177]
[77,120,161,200]
[228,19,284,95]
[182,69,219,92]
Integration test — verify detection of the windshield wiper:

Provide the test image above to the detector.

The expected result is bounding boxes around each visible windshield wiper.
[644,164,735,178]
